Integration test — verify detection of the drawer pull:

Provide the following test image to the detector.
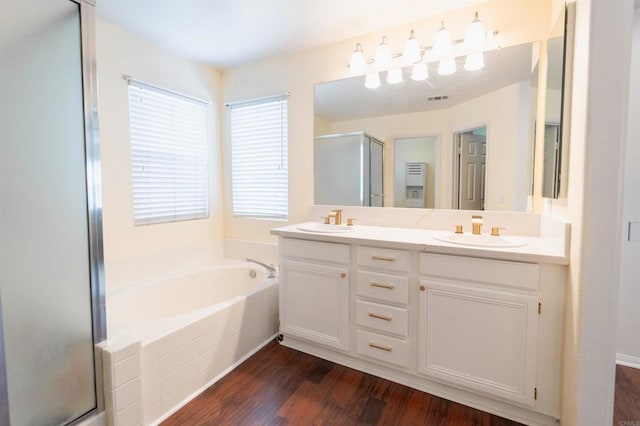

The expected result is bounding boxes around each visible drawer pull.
[369,342,393,352]
[340,273,346,278]
[368,312,392,321]
[370,281,395,290]
[372,255,396,262]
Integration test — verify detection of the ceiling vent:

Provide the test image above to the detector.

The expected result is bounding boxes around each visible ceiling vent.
[428,95,449,101]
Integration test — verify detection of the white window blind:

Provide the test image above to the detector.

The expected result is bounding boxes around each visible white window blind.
[127,79,209,225]
[230,96,288,219]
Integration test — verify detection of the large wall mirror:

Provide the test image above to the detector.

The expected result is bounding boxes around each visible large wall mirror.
[314,4,570,212]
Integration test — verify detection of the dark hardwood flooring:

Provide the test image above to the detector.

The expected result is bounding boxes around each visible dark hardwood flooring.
[614,364,640,425]
[163,340,522,425]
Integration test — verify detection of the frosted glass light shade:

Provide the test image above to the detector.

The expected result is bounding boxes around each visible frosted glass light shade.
[465,52,485,71]
[438,57,456,76]
[411,62,429,81]
[464,12,485,53]
[365,72,381,89]
[432,21,453,58]
[374,36,392,69]
[349,43,366,75]
[402,30,421,65]
[387,68,403,84]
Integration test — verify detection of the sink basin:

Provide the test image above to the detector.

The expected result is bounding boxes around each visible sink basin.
[296,222,357,233]
[434,233,527,248]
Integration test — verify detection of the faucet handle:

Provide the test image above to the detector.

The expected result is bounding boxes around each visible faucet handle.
[491,227,505,236]
[452,224,464,234]
[347,218,357,226]
[321,216,330,224]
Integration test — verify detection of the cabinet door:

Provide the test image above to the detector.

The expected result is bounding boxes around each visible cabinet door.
[418,280,538,406]
[280,260,349,350]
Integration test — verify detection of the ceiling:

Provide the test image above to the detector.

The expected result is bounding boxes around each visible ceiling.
[95,0,487,68]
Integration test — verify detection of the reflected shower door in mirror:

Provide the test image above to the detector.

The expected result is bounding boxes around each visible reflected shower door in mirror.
[314,132,384,206]
[314,41,540,211]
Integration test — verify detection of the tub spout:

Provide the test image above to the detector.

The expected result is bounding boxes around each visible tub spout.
[246,258,276,278]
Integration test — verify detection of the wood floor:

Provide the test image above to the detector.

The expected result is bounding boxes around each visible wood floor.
[163,340,522,425]
[164,340,640,425]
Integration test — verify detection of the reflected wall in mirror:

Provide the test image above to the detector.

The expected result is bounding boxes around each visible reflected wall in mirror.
[314,42,540,211]
[542,5,568,199]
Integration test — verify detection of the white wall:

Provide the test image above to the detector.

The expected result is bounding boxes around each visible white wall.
[221,0,551,243]
[558,1,634,424]
[330,81,532,211]
[617,7,640,366]
[96,19,224,289]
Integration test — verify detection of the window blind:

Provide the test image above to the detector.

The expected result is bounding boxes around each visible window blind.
[128,80,209,225]
[230,96,288,220]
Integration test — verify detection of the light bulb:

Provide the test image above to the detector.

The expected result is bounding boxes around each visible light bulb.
[349,43,366,75]
[402,30,421,65]
[432,21,453,58]
[365,72,381,89]
[438,57,456,76]
[464,12,486,53]
[465,52,485,71]
[374,36,392,69]
[387,68,403,84]
[411,62,429,81]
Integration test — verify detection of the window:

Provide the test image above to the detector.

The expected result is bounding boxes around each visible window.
[229,95,288,220]
[127,78,209,225]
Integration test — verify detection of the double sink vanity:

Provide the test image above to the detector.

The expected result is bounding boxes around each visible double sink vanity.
[272,209,569,425]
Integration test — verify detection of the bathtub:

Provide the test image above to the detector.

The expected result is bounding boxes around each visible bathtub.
[101,260,279,425]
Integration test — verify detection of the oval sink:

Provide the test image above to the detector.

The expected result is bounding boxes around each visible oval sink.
[297,223,357,233]
[434,233,527,248]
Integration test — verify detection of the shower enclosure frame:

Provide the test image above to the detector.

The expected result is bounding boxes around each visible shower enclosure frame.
[0,0,106,423]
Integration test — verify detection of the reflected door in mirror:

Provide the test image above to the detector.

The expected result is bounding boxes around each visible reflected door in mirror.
[457,129,486,210]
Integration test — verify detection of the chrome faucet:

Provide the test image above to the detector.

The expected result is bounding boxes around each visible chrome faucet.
[246,258,276,278]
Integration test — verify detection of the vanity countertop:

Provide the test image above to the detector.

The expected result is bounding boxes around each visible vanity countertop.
[271,222,569,265]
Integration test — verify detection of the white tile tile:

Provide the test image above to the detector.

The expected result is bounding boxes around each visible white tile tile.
[142,341,159,364]
[180,338,200,366]
[141,359,160,387]
[143,401,162,426]
[178,323,198,346]
[182,372,205,398]
[115,400,142,426]
[103,357,115,391]
[161,387,184,414]
[159,350,180,378]
[160,370,180,399]
[142,379,161,407]
[113,354,141,388]
[111,339,141,364]
[115,378,141,413]
[156,332,179,358]
[104,388,116,419]
[180,358,200,386]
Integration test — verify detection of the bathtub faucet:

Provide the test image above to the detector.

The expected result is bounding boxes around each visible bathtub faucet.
[246,258,277,278]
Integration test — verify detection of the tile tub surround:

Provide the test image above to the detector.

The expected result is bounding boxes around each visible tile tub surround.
[101,280,278,425]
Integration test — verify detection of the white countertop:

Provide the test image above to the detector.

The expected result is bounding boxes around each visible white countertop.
[271,222,569,265]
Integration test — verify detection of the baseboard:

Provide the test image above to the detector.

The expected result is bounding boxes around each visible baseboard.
[616,353,640,369]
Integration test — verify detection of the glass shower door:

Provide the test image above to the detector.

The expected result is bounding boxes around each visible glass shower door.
[0,0,100,424]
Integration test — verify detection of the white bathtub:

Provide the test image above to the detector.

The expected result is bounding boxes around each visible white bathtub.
[101,260,279,425]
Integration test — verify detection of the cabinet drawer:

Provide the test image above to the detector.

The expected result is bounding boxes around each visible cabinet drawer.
[356,329,408,368]
[356,300,408,336]
[357,271,408,305]
[281,238,349,265]
[357,246,409,272]
[419,253,539,291]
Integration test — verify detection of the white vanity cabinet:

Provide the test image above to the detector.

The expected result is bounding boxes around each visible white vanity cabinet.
[274,226,567,426]
[418,253,540,406]
[279,238,350,351]
[355,246,410,368]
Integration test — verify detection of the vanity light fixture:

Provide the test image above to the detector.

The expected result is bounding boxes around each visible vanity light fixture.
[402,30,421,65]
[349,43,366,75]
[387,68,403,84]
[365,72,381,89]
[464,12,486,71]
[350,13,497,87]
[374,36,392,69]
